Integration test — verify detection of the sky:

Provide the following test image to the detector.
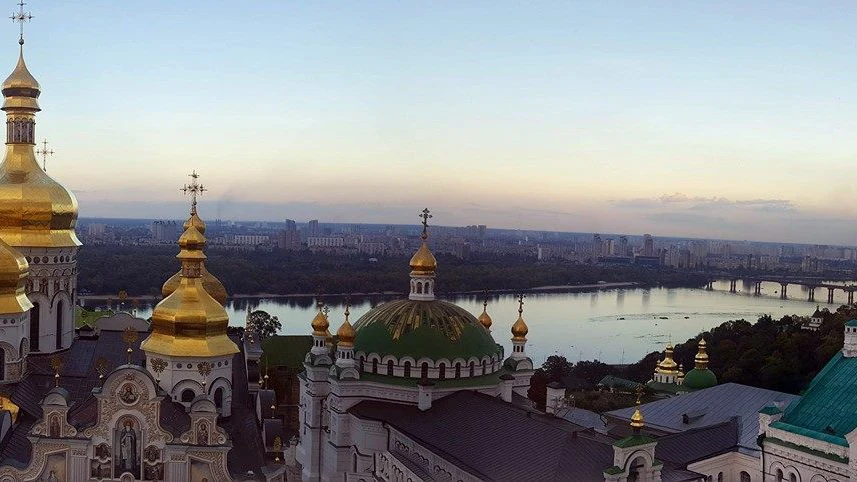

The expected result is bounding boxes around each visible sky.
[10,1,857,244]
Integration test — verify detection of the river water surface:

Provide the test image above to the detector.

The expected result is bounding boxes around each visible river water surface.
[93,280,835,366]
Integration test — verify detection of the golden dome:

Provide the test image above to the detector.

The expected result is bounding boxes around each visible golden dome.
[325,328,334,347]
[694,338,709,369]
[409,241,437,273]
[0,394,19,423]
[478,304,492,330]
[0,47,79,248]
[311,308,329,336]
[184,211,206,234]
[161,209,226,304]
[0,237,31,314]
[162,265,227,305]
[511,314,528,341]
[336,307,356,347]
[655,343,679,374]
[140,225,238,358]
[2,48,39,95]
[630,407,645,429]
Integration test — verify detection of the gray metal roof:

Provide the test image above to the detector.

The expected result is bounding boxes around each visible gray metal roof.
[607,383,798,451]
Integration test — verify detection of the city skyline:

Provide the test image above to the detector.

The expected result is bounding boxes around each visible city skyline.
[17,1,857,244]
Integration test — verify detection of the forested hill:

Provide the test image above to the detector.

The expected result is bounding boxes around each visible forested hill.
[77,245,708,297]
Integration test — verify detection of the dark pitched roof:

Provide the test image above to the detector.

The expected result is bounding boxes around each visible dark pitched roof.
[350,391,621,481]
[257,390,276,419]
[0,414,34,468]
[656,419,740,466]
[159,398,191,437]
[222,334,267,476]
[607,383,797,450]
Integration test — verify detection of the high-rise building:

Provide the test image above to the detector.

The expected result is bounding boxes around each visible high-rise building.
[643,234,654,257]
[593,234,602,258]
[308,219,319,236]
[619,235,629,257]
[284,218,296,232]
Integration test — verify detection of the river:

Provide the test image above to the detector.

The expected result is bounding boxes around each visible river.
[86,279,835,366]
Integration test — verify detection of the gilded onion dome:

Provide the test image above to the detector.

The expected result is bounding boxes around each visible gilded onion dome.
[0,237,31,314]
[478,300,492,330]
[336,307,355,348]
[0,45,79,248]
[161,208,227,305]
[683,338,718,390]
[140,224,238,358]
[409,241,437,273]
[311,305,329,336]
[630,407,645,430]
[511,312,529,341]
[655,343,679,374]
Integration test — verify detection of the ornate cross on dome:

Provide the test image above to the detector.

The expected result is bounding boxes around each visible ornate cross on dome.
[10,1,32,46]
[419,208,432,240]
[516,293,525,315]
[36,138,53,172]
[181,170,207,215]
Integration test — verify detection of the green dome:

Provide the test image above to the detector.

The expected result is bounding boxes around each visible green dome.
[352,299,500,361]
[683,368,718,390]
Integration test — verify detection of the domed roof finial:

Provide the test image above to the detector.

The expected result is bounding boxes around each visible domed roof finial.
[511,293,529,340]
[11,1,32,47]
[630,384,645,432]
[337,298,356,348]
[419,207,432,240]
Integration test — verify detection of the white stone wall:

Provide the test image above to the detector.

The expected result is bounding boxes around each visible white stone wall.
[20,246,77,354]
[0,312,29,382]
[144,353,234,416]
[688,451,760,482]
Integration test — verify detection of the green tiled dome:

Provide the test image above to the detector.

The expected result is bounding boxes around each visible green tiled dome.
[352,299,500,361]
[682,368,717,390]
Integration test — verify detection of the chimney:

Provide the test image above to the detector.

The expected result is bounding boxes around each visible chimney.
[545,382,566,415]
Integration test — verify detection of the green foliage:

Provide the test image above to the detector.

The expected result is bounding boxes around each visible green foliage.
[247,310,282,341]
[76,245,709,296]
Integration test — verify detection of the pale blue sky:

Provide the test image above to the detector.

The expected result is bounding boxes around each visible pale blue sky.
[12,1,857,243]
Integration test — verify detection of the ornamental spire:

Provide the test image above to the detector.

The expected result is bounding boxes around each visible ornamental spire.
[630,385,645,432]
[10,1,31,46]
[181,170,207,216]
[694,337,709,370]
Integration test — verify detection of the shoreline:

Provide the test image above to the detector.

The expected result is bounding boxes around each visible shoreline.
[78,282,642,302]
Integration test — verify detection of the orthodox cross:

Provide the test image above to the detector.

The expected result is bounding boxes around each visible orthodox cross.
[181,170,206,215]
[35,139,53,172]
[635,384,644,406]
[122,326,139,364]
[482,289,490,311]
[344,296,351,321]
[10,1,32,46]
[322,305,330,319]
[516,293,526,315]
[419,208,432,240]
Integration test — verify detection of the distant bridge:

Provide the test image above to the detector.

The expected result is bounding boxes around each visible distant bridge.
[696,272,857,303]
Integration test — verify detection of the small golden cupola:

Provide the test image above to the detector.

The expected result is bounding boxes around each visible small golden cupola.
[161,172,227,305]
[0,237,31,314]
[140,215,238,359]
[408,208,438,301]
[478,298,492,330]
[655,343,679,374]
[694,338,709,369]
[336,305,355,348]
[507,293,531,364]
[630,386,645,432]
[311,303,329,337]
[0,30,79,248]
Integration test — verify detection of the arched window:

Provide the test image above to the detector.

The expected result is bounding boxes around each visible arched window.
[482,360,487,374]
[775,469,784,482]
[416,283,423,294]
[214,387,224,409]
[181,389,195,403]
[740,473,750,482]
[387,360,394,376]
[789,474,796,482]
[372,359,378,374]
[469,362,475,377]
[404,361,411,378]
[717,473,723,482]
[55,300,64,350]
[421,362,428,379]
[455,363,461,379]
[0,347,5,381]
[30,302,40,352]
[438,363,446,380]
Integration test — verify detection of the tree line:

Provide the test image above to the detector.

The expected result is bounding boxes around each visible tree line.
[77,245,709,296]
[528,305,852,411]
